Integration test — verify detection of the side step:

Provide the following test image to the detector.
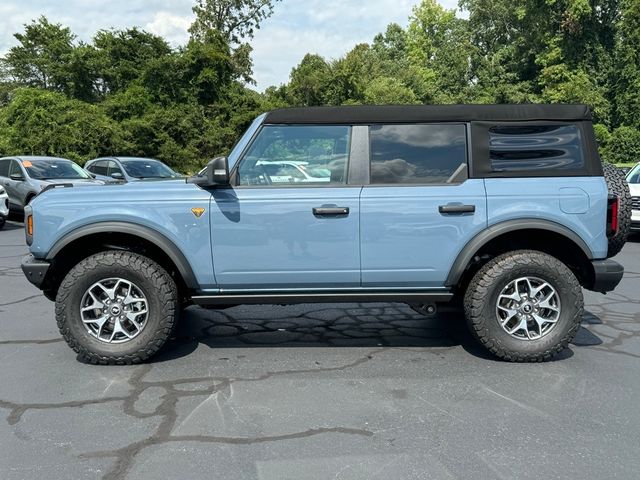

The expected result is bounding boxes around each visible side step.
[191,291,454,306]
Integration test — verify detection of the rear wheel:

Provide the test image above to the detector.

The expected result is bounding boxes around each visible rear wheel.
[0,216,5,230]
[56,251,178,365]
[464,250,583,362]
[603,162,631,257]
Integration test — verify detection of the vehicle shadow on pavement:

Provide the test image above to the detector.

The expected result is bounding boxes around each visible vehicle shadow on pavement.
[151,304,605,363]
[1,221,23,231]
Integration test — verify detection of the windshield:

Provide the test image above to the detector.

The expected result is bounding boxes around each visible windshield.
[120,160,178,179]
[25,159,91,180]
[627,164,640,184]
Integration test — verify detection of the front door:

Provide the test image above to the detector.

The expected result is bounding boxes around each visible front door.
[210,124,361,290]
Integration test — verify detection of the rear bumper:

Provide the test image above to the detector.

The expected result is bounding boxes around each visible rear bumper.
[590,259,624,293]
[21,254,50,289]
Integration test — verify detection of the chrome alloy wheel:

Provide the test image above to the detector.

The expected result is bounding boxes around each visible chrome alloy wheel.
[495,277,561,341]
[80,278,149,344]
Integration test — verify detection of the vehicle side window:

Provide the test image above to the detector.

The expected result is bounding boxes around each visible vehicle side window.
[489,125,584,172]
[370,124,468,184]
[91,161,109,176]
[107,161,123,176]
[0,159,9,177]
[237,125,351,186]
[9,160,24,178]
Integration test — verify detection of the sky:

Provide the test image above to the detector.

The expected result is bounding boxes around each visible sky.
[0,0,460,91]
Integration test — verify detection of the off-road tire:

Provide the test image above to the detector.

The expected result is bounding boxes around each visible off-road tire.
[0,216,5,230]
[56,250,178,365]
[603,162,631,257]
[464,250,583,362]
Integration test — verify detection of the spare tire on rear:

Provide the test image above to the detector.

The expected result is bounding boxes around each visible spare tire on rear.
[603,162,632,257]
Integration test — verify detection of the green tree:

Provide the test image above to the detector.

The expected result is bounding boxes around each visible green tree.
[189,0,281,43]
[406,0,474,102]
[613,0,640,129]
[363,77,418,105]
[0,88,125,161]
[1,17,83,95]
[601,126,640,164]
[93,28,171,94]
[287,54,332,106]
[189,0,281,83]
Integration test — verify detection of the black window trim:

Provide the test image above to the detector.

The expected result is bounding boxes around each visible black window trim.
[470,120,603,178]
[230,123,361,189]
[366,122,471,187]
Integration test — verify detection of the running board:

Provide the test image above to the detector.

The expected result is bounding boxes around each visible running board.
[191,291,454,306]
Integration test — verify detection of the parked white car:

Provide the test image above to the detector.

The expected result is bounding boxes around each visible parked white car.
[0,185,8,229]
[626,163,640,232]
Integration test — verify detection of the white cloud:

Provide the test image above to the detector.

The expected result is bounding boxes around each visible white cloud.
[145,11,192,46]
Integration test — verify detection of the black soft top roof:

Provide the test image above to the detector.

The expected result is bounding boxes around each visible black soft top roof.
[264,104,592,125]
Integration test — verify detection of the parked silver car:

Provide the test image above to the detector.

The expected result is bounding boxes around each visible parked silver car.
[84,157,181,183]
[0,156,103,213]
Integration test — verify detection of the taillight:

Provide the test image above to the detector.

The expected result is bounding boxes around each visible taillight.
[607,195,619,237]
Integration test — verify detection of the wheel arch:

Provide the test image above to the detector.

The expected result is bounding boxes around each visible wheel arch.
[44,222,199,295]
[446,219,594,288]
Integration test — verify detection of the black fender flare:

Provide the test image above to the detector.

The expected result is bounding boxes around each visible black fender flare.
[46,221,199,289]
[445,219,594,287]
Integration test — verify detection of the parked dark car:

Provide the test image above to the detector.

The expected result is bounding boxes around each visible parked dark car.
[84,157,182,183]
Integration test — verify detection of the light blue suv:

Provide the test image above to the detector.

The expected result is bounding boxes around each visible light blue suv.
[21,105,631,364]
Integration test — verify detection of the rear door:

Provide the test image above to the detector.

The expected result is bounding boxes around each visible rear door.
[210,124,363,290]
[360,123,488,287]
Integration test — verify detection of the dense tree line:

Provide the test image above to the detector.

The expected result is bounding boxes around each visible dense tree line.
[0,0,638,172]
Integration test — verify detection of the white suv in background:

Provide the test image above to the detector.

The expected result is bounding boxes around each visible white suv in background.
[627,163,640,232]
[0,185,8,229]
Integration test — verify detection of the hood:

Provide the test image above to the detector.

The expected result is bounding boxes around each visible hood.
[32,178,194,204]
[36,178,104,187]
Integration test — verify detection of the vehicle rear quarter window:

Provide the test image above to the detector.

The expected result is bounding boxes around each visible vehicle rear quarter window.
[369,124,467,184]
[489,125,584,172]
[237,125,351,186]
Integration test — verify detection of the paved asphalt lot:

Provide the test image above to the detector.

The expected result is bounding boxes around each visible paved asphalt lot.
[0,220,639,480]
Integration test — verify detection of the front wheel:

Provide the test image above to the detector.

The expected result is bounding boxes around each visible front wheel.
[56,251,178,365]
[464,250,583,362]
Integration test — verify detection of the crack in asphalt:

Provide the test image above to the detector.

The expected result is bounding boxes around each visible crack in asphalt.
[1,349,386,479]
[0,295,44,307]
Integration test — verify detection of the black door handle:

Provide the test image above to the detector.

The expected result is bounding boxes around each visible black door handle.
[313,207,350,217]
[439,204,476,214]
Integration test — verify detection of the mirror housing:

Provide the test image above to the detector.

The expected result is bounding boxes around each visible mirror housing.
[188,157,230,187]
[111,172,124,180]
[9,173,24,181]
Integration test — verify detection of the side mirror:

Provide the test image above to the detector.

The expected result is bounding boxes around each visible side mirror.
[9,173,24,181]
[188,157,230,187]
[111,172,124,180]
